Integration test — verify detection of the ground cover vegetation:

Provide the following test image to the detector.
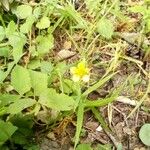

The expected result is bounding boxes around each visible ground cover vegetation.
[0,0,150,149]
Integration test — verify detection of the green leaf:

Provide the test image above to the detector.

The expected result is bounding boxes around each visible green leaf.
[7,98,36,114]
[129,5,147,15]
[15,5,32,19]
[36,16,50,29]
[39,88,76,111]
[20,16,36,33]
[0,61,15,84]
[41,61,53,74]
[29,70,48,96]
[5,21,17,37]
[36,34,54,55]
[97,18,114,39]
[0,26,5,41]
[27,59,41,69]
[11,65,31,95]
[139,123,150,146]
[76,143,93,150]
[145,19,150,33]
[33,7,41,19]
[0,120,17,146]
[74,101,84,148]
[0,94,20,108]
[9,32,26,62]
[0,47,10,57]
[85,96,116,107]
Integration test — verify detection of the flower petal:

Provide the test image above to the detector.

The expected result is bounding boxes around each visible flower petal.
[72,75,80,82]
[70,67,76,74]
[82,75,90,82]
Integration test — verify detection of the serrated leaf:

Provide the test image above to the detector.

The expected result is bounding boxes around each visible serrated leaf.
[27,59,41,69]
[20,16,36,33]
[0,120,17,146]
[97,18,114,39]
[36,16,50,29]
[36,34,54,55]
[29,70,48,96]
[41,61,53,74]
[15,5,32,19]
[139,124,150,146]
[0,94,20,108]
[0,61,15,84]
[39,88,76,111]
[9,32,26,62]
[7,98,36,114]
[11,65,31,95]
[0,26,5,41]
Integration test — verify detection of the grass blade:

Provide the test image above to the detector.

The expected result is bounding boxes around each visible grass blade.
[85,96,117,107]
[82,72,117,97]
[74,100,84,149]
[91,107,111,132]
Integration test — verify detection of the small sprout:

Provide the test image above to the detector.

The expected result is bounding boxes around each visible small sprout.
[70,61,90,82]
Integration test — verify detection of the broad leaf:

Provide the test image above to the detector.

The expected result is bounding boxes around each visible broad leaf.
[5,21,17,37]
[41,61,53,74]
[7,98,36,114]
[139,124,150,146]
[0,94,20,108]
[0,61,15,84]
[76,143,92,150]
[36,16,50,29]
[36,34,54,55]
[0,47,10,57]
[20,16,36,33]
[29,70,48,96]
[39,88,76,111]
[97,18,114,39]
[9,32,26,62]
[11,65,31,95]
[0,26,5,41]
[15,5,32,19]
[0,120,17,146]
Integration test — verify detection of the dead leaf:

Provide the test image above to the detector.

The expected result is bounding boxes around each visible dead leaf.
[63,41,72,50]
[57,50,76,61]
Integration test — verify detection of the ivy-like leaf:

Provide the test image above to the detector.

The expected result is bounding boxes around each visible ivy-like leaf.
[139,124,150,146]
[36,16,50,29]
[15,5,32,19]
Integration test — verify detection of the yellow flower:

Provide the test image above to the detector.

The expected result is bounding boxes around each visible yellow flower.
[70,61,90,82]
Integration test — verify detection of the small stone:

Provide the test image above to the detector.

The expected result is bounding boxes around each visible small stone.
[96,125,103,132]
[47,132,56,140]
